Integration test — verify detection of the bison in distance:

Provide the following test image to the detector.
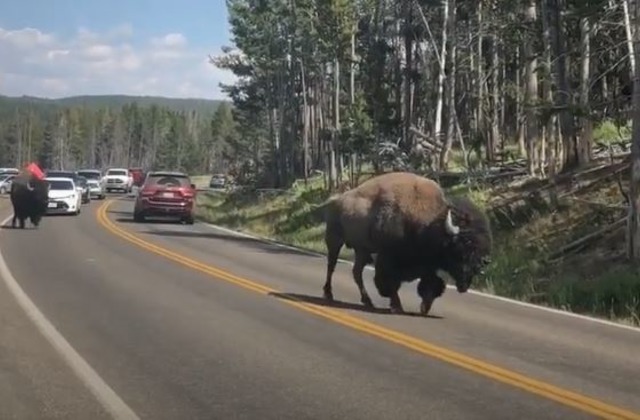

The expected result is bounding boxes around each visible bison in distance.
[319,172,492,316]
[9,172,49,229]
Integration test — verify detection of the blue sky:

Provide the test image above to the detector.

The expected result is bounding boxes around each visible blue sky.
[0,0,237,99]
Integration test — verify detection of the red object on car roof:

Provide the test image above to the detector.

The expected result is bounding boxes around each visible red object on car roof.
[25,162,45,180]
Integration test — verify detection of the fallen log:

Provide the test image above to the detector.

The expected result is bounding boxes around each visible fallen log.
[548,218,627,261]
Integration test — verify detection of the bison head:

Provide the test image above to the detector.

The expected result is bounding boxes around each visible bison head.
[440,196,492,293]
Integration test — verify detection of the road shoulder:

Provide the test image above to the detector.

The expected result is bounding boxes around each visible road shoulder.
[0,201,111,419]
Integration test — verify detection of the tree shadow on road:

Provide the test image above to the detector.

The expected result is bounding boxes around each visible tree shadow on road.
[269,292,443,319]
[141,229,322,258]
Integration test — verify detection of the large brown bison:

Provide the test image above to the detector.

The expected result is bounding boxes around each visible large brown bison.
[320,171,492,315]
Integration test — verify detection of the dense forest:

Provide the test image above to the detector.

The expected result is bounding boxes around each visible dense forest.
[0,95,234,174]
[194,0,640,323]
[210,0,636,186]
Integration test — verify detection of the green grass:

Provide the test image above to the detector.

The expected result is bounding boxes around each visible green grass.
[194,173,640,327]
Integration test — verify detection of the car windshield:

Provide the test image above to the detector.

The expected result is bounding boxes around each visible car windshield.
[146,174,191,188]
[0,175,11,182]
[78,171,101,180]
[107,170,127,176]
[48,180,74,190]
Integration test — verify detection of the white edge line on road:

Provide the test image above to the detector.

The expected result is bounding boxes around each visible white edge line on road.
[0,215,140,420]
[199,220,640,334]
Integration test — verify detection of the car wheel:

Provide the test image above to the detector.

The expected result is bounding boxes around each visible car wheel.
[184,216,195,225]
[133,211,145,223]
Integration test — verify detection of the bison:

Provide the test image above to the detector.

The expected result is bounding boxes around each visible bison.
[9,172,49,229]
[319,171,492,315]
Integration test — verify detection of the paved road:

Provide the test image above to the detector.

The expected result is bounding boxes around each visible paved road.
[0,196,639,419]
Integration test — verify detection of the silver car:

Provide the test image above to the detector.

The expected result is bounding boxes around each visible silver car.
[86,178,105,200]
[77,169,106,200]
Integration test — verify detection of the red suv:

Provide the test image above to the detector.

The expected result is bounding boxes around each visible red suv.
[133,171,197,224]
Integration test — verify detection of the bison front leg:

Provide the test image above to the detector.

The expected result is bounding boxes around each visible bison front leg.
[373,270,404,314]
[417,274,446,316]
[388,291,404,314]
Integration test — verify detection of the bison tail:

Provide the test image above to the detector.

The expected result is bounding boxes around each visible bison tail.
[307,194,340,224]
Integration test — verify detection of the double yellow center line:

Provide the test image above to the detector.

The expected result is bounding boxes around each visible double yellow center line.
[96,200,640,420]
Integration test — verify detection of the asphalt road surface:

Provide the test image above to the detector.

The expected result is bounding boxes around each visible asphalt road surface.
[0,196,639,420]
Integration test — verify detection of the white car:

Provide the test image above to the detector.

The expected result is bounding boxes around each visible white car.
[0,174,15,194]
[45,177,82,215]
[103,168,132,193]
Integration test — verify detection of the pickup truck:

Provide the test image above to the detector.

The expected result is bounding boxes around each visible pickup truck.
[103,168,133,193]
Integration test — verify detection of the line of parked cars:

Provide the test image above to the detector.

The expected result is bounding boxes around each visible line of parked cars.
[37,167,144,216]
[4,166,199,224]
[18,167,198,224]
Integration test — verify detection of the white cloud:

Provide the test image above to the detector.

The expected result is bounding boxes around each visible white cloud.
[0,26,237,100]
[151,33,187,48]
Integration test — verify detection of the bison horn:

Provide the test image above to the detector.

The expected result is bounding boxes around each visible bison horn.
[445,209,460,235]
[26,183,34,191]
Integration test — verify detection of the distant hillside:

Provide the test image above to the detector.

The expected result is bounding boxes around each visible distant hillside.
[0,94,227,115]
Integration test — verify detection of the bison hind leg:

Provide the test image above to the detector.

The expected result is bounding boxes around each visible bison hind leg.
[323,233,344,302]
[19,217,26,229]
[352,250,374,308]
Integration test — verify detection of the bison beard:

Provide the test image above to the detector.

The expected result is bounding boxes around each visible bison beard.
[10,174,49,229]
[320,171,492,316]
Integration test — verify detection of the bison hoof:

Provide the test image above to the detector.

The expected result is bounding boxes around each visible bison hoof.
[323,290,334,301]
[420,300,433,316]
[361,295,374,308]
[389,305,404,314]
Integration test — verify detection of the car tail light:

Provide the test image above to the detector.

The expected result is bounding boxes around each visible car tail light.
[179,188,195,198]
[140,189,155,197]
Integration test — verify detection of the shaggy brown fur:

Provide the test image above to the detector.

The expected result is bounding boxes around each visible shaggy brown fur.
[319,171,487,311]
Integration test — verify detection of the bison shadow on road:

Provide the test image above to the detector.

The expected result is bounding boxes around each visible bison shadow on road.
[269,292,444,319]
[140,228,322,258]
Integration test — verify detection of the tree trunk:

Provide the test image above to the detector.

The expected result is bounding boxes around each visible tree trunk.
[433,0,450,148]
[628,0,640,261]
[623,0,636,77]
[440,0,456,170]
[578,16,592,166]
[523,0,540,176]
